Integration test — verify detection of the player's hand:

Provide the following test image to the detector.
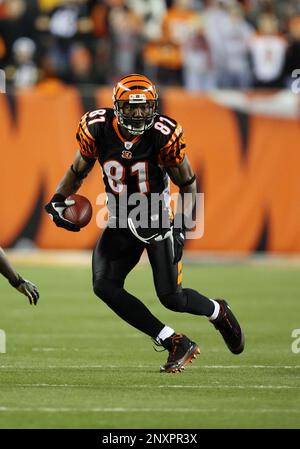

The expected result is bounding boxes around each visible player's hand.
[45,194,80,232]
[172,214,186,263]
[9,276,40,305]
[17,279,39,305]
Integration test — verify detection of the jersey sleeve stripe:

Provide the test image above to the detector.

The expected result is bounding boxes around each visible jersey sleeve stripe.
[78,134,90,152]
[77,132,94,154]
[163,125,183,149]
[77,133,93,156]
[81,121,96,142]
[158,132,186,166]
[163,131,184,150]
[79,124,94,146]
[76,117,97,159]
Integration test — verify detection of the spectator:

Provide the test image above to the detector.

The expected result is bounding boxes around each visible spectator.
[0,0,34,65]
[285,16,300,83]
[246,0,296,32]
[35,0,93,77]
[65,42,98,85]
[182,16,215,91]
[219,3,254,89]
[202,0,231,88]
[35,52,67,92]
[248,13,287,88]
[126,0,166,41]
[108,3,142,80]
[144,0,201,85]
[10,37,39,89]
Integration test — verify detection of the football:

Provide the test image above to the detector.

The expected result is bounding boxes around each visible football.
[63,194,92,228]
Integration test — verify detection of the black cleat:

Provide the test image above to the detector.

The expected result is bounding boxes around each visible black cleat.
[160,333,200,373]
[211,299,245,354]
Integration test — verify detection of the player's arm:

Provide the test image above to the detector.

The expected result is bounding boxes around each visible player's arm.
[158,118,196,213]
[166,154,197,220]
[45,150,95,232]
[0,247,39,305]
[46,111,98,231]
[56,150,95,197]
[166,155,197,263]
[156,116,197,262]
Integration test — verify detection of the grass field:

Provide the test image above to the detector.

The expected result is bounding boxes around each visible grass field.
[0,258,300,429]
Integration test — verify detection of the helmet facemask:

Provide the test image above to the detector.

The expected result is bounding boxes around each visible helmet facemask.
[114,96,158,135]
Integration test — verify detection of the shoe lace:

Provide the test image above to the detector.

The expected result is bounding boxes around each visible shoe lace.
[151,338,166,353]
[151,334,184,356]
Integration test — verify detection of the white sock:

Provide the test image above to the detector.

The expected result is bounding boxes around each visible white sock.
[208,299,220,321]
[156,326,175,343]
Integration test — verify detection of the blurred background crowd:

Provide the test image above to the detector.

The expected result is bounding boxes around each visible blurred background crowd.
[1,0,300,92]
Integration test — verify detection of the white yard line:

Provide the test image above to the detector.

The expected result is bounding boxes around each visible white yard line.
[2,383,299,390]
[158,385,300,389]
[0,406,299,414]
[31,348,80,352]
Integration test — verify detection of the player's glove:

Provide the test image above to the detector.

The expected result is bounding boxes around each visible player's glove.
[9,276,39,305]
[172,214,186,264]
[45,193,80,232]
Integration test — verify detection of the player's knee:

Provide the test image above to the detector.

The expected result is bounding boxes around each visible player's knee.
[158,291,187,312]
[93,278,120,303]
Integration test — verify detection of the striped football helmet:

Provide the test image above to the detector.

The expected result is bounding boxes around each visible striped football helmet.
[112,74,158,135]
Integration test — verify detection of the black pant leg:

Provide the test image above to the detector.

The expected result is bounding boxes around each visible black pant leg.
[147,237,214,316]
[92,226,144,284]
[92,227,165,338]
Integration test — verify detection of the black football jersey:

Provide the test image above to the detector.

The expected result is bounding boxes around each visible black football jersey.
[76,108,186,219]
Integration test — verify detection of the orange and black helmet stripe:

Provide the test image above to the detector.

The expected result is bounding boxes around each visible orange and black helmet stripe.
[113,74,157,101]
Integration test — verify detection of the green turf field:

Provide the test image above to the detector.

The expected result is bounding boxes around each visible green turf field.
[0,260,299,429]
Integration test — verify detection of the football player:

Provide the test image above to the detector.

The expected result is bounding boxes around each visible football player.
[45,74,244,373]
[0,247,39,305]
